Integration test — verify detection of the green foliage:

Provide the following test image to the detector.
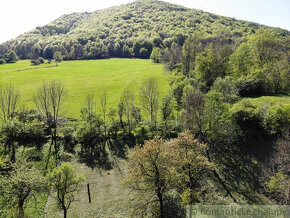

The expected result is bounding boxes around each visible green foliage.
[195,45,228,88]
[3,51,17,63]
[43,46,53,61]
[228,42,255,76]
[0,160,47,217]
[150,47,162,63]
[266,172,289,204]
[47,162,85,217]
[2,0,286,61]
[53,51,63,66]
[0,59,6,64]
[211,77,239,103]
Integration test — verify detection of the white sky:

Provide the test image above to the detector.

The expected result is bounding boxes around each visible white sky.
[1,0,289,43]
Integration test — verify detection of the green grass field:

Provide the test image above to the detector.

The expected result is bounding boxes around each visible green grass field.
[0,59,170,118]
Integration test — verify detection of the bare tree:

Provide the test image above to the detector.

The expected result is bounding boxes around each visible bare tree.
[81,94,97,121]
[261,130,290,204]
[100,91,109,138]
[33,81,65,170]
[120,90,135,132]
[139,78,159,123]
[0,84,19,122]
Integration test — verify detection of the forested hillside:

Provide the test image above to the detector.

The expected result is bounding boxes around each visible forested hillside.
[0,0,289,60]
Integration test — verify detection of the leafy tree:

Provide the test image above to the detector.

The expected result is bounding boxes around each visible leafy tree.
[3,50,17,63]
[249,29,280,69]
[228,42,255,76]
[44,46,54,62]
[54,51,63,66]
[0,59,6,64]
[48,162,85,218]
[195,45,227,88]
[139,47,150,59]
[70,44,84,60]
[181,85,206,135]
[122,45,131,58]
[0,160,46,218]
[139,78,160,123]
[123,137,170,217]
[150,47,162,63]
[0,118,22,162]
[132,41,141,58]
[181,33,201,77]
[169,131,214,204]
[211,77,239,104]
[162,44,182,71]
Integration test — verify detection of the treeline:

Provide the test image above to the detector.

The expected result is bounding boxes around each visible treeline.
[159,29,290,94]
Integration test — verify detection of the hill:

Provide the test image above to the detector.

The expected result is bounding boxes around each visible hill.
[0,59,169,118]
[0,0,289,60]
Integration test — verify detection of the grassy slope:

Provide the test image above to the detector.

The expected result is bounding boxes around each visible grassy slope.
[0,59,170,118]
[248,95,290,113]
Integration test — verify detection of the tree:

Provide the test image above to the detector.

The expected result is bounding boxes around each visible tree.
[169,131,214,204]
[262,131,290,204]
[150,47,162,63]
[0,160,46,218]
[122,45,131,58]
[54,51,63,66]
[132,41,141,58]
[48,162,85,218]
[181,85,206,135]
[4,51,17,63]
[71,44,84,60]
[139,78,160,123]
[182,33,201,77]
[81,94,97,121]
[100,91,108,138]
[44,46,54,63]
[123,137,170,217]
[0,84,19,122]
[119,90,135,132]
[228,42,255,77]
[249,29,280,69]
[0,118,22,162]
[33,81,65,170]
[195,44,227,88]
[0,59,6,64]
[139,47,150,59]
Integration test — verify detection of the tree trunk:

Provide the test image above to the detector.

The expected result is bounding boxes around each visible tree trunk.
[18,200,25,218]
[11,143,16,163]
[157,191,164,218]
[63,208,67,218]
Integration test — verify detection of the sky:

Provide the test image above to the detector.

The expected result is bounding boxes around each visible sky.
[1,0,289,43]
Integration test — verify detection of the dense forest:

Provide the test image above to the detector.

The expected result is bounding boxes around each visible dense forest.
[0,0,289,217]
[0,0,289,61]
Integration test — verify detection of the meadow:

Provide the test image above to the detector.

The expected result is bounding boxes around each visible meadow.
[0,59,170,118]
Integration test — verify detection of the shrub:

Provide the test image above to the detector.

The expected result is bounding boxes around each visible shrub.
[38,57,45,63]
[0,59,6,64]
[31,59,41,65]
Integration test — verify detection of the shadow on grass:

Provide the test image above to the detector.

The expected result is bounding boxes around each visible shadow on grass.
[78,146,112,170]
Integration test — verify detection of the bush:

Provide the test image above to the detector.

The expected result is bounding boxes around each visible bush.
[31,59,41,65]
[0,59,5,64]
[38,57,45,64]
[236,73,266,97]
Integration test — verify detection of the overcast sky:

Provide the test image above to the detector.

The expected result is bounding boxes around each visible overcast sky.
[1,0,289,43]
